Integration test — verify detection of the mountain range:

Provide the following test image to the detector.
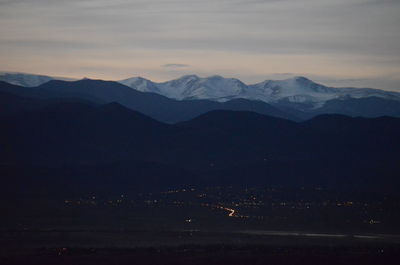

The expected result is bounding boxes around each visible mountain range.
[0,72,74,87]
[120,75,400,108]
[1,72,400,121]
[1,91,399,196]
[0,79,295,122]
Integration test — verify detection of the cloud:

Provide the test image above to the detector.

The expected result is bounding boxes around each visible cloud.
[162,64,190,68]
[0,0,399,89]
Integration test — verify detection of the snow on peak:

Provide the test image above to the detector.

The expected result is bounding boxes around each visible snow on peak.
[4,71,399,107]
[117,74,400,105]
[245,77,343,103]
[293,76,312,82]
[145,75,248,101]
[119,76,160,93]
[0,72,73,87]
[180,74,200,80]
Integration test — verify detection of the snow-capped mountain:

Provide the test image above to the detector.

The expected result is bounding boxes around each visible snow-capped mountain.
[3,71,399,110]
[158,75,248,101]
[119,75,400,108]
[337,87,400,101]
[246,76,344,105]
[119,76,160,94]
[0,72,75,87]
[120,75,248,101]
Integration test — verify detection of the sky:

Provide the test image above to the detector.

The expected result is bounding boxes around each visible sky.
[0,0,399,90]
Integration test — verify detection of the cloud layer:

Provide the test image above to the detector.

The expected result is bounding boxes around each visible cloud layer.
[162,64,190,68]
[0,0,399,89]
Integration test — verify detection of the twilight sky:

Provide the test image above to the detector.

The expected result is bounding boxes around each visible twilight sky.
[0,0,399,89]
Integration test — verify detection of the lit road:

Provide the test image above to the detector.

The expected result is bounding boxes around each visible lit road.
[227,208,235,217]
[215,206,236,217]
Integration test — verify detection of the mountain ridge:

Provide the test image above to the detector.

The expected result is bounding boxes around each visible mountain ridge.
[0,80,298,123]
[119,75,400,107]
[2,73,400,120]
[1,98,399,193]
[3,71,399,106]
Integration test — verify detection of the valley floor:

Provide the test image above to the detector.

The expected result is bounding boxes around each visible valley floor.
[2,186,400,264]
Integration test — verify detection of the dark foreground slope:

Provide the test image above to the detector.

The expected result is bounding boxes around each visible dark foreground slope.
[0,95,199,195]
[179,111,400,191]
[1,92,400,195]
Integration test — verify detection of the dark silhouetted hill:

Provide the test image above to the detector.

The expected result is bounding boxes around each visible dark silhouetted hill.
[1,97,399,195]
